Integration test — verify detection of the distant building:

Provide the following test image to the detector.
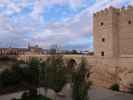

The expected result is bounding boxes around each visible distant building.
[0,45,43,56]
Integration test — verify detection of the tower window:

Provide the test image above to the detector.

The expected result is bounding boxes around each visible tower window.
[102,38,105,42]
[100,22,104,26]
[128,20,131,24]
[101,51,104,56]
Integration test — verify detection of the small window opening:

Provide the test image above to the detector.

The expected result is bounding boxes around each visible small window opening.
[128,20,131,24]
[101,51,104,56]
[100,22,104,26]
[102,38,105,42]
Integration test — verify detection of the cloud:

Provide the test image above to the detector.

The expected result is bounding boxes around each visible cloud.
[89,0,133,14]
[29,0,94,50]
[31,10,93,50]
[0,15,29,47]
[0,0,132,50]
[30,0,92,21]
[31,0,133,50]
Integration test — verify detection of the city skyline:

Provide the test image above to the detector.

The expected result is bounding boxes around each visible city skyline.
[0,0,132,50]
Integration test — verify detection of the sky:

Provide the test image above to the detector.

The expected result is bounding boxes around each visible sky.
[0,0,133,50]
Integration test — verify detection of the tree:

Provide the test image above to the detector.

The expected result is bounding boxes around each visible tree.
[11,63,23,84]
[40,61,48,96]
[30,58,40,84]
[72,57,90,100]
[0,63,23,87]
[23,58,40,96]
[66,59,77,83]
[0,69,15,87]
[45,55,67,99]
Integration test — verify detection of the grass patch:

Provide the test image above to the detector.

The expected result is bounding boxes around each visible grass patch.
[110,83,119,91]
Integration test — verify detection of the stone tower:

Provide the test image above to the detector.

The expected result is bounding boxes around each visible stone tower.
[92,6,133,90]
[93,6,133,58]
[93,7,120,58]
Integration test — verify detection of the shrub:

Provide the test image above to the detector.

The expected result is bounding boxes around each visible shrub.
[128,84,133,93]
[0,69,19,87]
[0,65,23,87]
[110,83,119,91]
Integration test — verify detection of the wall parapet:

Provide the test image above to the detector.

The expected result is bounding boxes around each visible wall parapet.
[94,5,133,17]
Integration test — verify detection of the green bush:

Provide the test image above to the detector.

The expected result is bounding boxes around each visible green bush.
[110,83,119,91]
[0,69,20,87]
[0,64,23,87]
[128,84,133,93]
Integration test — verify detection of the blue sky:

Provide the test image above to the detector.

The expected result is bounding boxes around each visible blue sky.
[0,0,132,50]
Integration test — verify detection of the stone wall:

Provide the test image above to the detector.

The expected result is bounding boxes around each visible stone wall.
[17,53,133,91]
[89,57,133,91]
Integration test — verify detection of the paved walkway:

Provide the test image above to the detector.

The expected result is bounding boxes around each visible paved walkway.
[0,86,133,100]
[88,87,133,100]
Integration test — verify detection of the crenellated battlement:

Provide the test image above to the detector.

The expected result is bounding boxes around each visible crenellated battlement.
[94,6,119,17]
[94,5,133,17]
[119,5,133,16]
